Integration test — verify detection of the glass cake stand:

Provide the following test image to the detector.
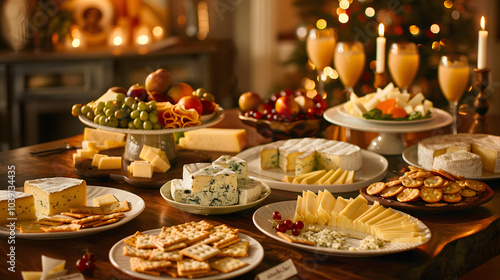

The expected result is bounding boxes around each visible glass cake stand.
[79,107,224,161]
[323,105,452,155]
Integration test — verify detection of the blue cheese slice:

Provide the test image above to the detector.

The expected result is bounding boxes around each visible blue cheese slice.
[236,178,263,204]
[24,177,86,215]
[0,191,36,224]
[212,155,248,179]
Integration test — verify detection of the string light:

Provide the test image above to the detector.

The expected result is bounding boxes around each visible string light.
[430,24,440,34]
[409,25,420,35]
[339,0,350,9]
[339,13,349,23]
[365,7,375,17]
[443,0,453,8]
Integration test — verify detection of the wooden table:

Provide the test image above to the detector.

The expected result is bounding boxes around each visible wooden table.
[1,109,499,280]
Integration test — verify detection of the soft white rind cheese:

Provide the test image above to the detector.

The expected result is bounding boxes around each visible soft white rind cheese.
[0,191,36,224]
[212,155,248,179]
[432,151,482,178]
[236,177,263,204]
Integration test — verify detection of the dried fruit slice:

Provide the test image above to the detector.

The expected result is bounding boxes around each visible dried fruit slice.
[380,185,404,198]
[366,182,386,195]
[420,187,443,203]
[423,176,444,188]
[397,188,421,202]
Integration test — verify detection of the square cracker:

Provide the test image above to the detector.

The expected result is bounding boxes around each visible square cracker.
[136,235,158,249]
[130,257,171,272]
[102,201,130,214]
[124,231,144,247]
[149,249,183,261]
[210,257,248,273]
[41,215,76,223]
[92,217,121,228]
[40,223,82,232]
[277,231,315,245]
[177,259,211,276]
[152,234,187,248]
[216,241,249,258]
[18,222,43,233]
[179,243,220,261]
[122,246,153,259]
[71,215,103,225]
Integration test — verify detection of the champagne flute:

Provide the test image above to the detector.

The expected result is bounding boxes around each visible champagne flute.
[438,55,469,134]
[334,41,365,98]
[306,27,336,96]
[388,42,419,93]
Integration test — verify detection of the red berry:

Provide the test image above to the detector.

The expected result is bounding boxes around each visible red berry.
[283,220,293,230]
[272,211,281,220]
[253,111,263,119]
[280,89,294,97]
[270,93,281,102]
[312,94,323,103]
[76,259,87,272]
[291,227,301,236]
[294,221,304,229]
[276,223,287,233]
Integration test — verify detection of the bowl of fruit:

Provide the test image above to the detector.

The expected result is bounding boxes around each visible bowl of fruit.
[238,89,328,140]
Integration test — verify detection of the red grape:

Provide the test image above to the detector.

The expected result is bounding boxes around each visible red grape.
[276,223,288,233]
[272,211,281,220]
[283,220,293,230]
[294,221,304,229]
[76,259,87,272]
[291,227,301,236]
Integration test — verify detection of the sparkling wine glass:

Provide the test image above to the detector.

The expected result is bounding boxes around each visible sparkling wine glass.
[388,42,419,93]
[306,27,336,96]
[438,55,469,134]
[334,41,365,98]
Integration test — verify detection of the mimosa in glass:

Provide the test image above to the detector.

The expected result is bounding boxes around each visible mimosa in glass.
[334,41,365,97]
[438,55,469,134]
[388,42,419,93]
[306,28,336,96]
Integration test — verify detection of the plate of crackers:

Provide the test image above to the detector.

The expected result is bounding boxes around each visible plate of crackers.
[360,166,495,212]
[109,220,264,279]
[0,186,145,239]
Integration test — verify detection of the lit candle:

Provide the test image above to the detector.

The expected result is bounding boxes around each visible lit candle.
[376,23,386,73]
[477,16,488,69]
[135,25,151,46]
[111,26,125,47]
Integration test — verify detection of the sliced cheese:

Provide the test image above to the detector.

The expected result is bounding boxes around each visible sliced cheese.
[83,127,125,147]
[131,161,154,178]
[178,128,247,153]
[92,193,118,206]
[92,154,108,167]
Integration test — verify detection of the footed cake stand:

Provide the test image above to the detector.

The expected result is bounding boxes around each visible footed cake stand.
[323,105,452,155]
[79,107,224,161]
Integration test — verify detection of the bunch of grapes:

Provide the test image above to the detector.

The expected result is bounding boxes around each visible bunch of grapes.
[76,250,97,276]
[271,211,304,236]
[72,93,162,130]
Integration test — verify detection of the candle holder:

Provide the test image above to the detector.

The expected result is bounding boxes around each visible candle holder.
[469,68,491,134]
[374,71,387,89]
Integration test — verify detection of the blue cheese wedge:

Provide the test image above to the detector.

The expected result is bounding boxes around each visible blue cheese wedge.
[212,155,248,179]
[0,191,36,224]
[24,177,86,215]
[236,178,263,204]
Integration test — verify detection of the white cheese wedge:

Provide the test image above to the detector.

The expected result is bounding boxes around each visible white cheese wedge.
[0,191,36,224]
[236,177,262,204]
[213,155,248,179]
[24,177,86,215]
[293,195,303,223]
[432,151,482,178]
[471,135,500,173]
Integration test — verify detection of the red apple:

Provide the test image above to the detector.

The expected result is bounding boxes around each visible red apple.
[127,84,148,101]
[166,83,194,104]
[275,96,300,116]
[177,95,203,115]
[148,90,173,102]
[145,68,172,93]
[201,99,215,114]
[238,92,261,112]
[294,95,314,113]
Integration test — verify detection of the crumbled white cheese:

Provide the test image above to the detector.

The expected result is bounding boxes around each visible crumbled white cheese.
[302,227,347,249]
[349,236,385,251]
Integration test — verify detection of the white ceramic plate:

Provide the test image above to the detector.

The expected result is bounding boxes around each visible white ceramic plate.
[252,201,431,257]
[79,107,224,135]
[236,146,388,193]
[402,144,500,180]
[337,105,435,125]
[0,186,145,240]
[159,179,271,215]
[109,230,264,280]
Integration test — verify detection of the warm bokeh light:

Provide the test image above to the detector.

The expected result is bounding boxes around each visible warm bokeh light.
[451,10,460,19]
[323,66,333,77]
[409,25,420,35]
[430,24,440,34]
[432,41,441,51]
[336,8,345,16]
[152,26,163,39]
[304,78,316,90]
[197,1,209,40]
[328,68,339,79]
[316,19,327,29]
[378,23,384,37]
[296,26,308,40]
[365,7,375,17]
[444,0,453,8]
[113,36,123,46]
[339,0,350,9]
[72,38,80,48]
[339,13,349,23]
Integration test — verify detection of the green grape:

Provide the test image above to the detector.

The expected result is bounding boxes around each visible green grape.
[119,118,129,128]
[124,97,134,104]
[81,105,92,115]
[107,117,119,127]
[128,120,135,129]
[115,101,123,109]
[149,114,158,123]
[143,120,153,130]
[133,118,143,129]
[105,108,115,117]
[114,109,127,119]
[105,100,115,109]
[139,111,149,121]
[96,102,105,111]
[93,115,101,124]
[138,102,148,111]
[116,93,126,102]
[130,110,140,119]
[202,92,214,102]
[94,107,103,116]
[150,109,158,116]
[99,116,107,126]
[193,88,206,97]
[153,123,162,130]
[131,103,138,110]
[147,102,156,111]
[86,111,95,120]
[71,104,82,117]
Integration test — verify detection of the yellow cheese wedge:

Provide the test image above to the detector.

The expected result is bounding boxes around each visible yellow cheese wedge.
[178,128,247,152]
[316,190,335,225]
[300,191,307,219]
[72,153,83,164]
[324,168,344,185]
[316,169,335,185]
[293,195,303,223]
[344,170,355,184]
[304,190,317,224]
[82,140,98,151]
[98,156,122,170]
[282,175,295,183]
[333,169,349,184]
[93,194,118,206]
[76,149,98,159]
[301,170,327,185]
[92,154,108,167]
[83,127,126,147]
[149,155,171,173]
[292,170,325,184]
[139,145,161,160]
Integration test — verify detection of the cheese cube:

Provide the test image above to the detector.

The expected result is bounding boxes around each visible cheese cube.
[139,145,161,160]
[76,149,98,159]
[92,194,118,206]
[130,162,154,178]
[0,191,36,224]
[149,155,171,173]
[236,177,263,204]
[24,177,86,215]
[82,140,98,151]
[72,153,84,164]
[139,145,171,173]
[98,156,122,170]
[92,154,108,167]
[213,155,248,179]
[178,128,247,153]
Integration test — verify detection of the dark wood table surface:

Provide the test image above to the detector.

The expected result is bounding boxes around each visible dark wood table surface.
[1,109,499,280]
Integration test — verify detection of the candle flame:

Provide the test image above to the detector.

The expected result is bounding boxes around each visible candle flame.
[378,23,384,37]
[481,16,485,30]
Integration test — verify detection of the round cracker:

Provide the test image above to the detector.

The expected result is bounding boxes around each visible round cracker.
[380,185,404,198]
[420,187,443,203]
[431,168,455,182]
[424,176,444,188]
[401,177,424,188]
[366,182,387,196]
[443,182,462,194]
[464,180,487,192]
[386,179,402,187]
[442,193,462,203]
[460,188,477,197]
[397,188,421,203]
